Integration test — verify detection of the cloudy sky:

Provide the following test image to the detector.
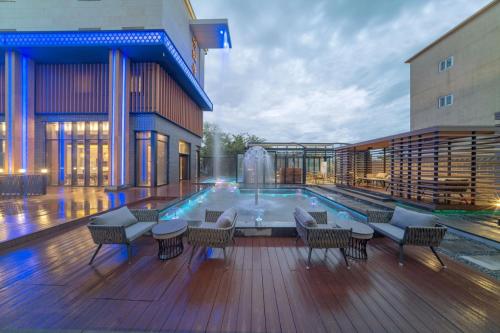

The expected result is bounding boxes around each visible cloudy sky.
[191,0,490,143]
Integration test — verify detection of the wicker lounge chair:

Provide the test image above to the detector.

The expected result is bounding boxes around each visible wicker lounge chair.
[367,207,447,267]
[294,208,352,270]
[87,207,159,264]
[187,209,237,266]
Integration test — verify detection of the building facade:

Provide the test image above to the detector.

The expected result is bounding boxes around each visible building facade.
[0,0,231,188]
[406,0,500,130]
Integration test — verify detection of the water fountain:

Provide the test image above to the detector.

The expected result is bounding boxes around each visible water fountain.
[243,146,274,206]
[213,129,222,180]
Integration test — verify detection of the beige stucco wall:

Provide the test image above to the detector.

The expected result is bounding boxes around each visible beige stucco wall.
[0,0,204,84]
[409,2,500,130]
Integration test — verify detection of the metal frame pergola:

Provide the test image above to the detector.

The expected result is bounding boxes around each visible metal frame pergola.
[246,142,348,185]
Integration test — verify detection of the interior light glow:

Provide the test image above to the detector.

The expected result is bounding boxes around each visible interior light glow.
[40,168,48,174]
[18,168,26,174]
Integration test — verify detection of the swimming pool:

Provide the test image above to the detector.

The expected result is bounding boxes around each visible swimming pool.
[161,185,366,227]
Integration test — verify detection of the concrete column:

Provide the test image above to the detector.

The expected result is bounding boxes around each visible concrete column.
[107,49,130,189]
[3,51,35,174]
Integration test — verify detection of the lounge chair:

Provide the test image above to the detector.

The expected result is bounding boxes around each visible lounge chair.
[367,207,447,267]
[87,206,159,264]
[294,208,352,270]
[187,209,237,266]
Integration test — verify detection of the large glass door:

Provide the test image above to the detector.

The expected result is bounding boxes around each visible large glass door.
[45,121,109,186]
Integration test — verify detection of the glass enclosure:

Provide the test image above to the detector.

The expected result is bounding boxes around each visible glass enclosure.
[45,121,109,186]
[233,143,342,185]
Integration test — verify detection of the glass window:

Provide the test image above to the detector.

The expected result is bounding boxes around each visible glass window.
[439,56,453,72]
[76,122,85,138]
[88,122,99,139]
[157,134,169,186]
[179,140,190,155]
[136,131,152,186]
[64,122,73,139]
[438,94,453,108]
[46,123,59,140]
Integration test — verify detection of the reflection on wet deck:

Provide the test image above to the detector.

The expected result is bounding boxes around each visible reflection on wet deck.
[0,182,204,246]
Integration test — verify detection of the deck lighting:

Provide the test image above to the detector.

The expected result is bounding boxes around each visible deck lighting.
[0,168,4,173]
[18,168,26,174]
[40,168,48,174]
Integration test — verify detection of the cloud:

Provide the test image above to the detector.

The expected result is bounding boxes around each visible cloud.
[191,0,490,143]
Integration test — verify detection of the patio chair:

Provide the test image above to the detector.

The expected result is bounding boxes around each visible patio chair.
[87,207,159,264]
[294,208,352,270]
[367,207,447,267]
[187,209,237,266]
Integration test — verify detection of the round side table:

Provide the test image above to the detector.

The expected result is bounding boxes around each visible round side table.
[335,219,374,260]
[152,219,188,260]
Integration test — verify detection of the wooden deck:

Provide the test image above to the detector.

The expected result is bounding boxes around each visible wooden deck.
[0,227,499,332]
[0,182,203,248]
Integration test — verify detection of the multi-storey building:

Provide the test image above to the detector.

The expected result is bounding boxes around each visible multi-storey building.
[0,0,231,188]
[406,0,500,130]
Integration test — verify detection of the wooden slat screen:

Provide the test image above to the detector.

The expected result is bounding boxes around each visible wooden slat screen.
[130,62,203,137]
[0,64,4,114]
[335,130,500,209]
[35,64,108,114]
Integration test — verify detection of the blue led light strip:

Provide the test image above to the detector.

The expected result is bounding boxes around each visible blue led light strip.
[110,50,117,185]
[21,57,28,170]
[58,123,64,183]
[6,52,13,173]
[120,56,126,185]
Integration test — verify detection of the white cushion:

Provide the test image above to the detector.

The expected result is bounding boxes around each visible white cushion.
[215,208,236,228]
[92,206,137,227]
[390,207,436,229]
[369,223,405,243]
[295,207,317,227]
[125,222,156,241]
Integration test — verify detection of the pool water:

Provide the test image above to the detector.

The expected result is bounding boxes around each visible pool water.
[161,186,365,227]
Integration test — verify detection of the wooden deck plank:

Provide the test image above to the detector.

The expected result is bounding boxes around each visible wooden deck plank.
[0,227,499,333]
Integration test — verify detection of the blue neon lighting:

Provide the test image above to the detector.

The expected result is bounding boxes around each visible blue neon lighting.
[110,50,117,185]
[120,56,126,185]
[219,29,224,35]
[21,57,28,170]
[6,52,13,173]
[0,30,213,110]
[58,123,64,182]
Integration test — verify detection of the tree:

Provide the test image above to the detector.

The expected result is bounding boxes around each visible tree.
[201,122,266,157]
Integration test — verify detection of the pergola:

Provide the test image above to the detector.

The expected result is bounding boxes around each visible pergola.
[334,126,500,210]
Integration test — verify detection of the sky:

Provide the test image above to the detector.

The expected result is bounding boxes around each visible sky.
[191,0,490,143]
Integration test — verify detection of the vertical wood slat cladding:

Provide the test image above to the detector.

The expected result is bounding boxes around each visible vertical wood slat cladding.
[335,129,500,209]
[35,64,108,114]
[0,64,4,114]
[130,62,203,136]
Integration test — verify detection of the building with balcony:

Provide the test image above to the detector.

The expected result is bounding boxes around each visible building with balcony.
[0,0,231,188]
[406,0,500,130]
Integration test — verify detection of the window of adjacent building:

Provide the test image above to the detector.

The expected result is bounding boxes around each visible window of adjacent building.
[438,94,453,108]
[439,56,454,72]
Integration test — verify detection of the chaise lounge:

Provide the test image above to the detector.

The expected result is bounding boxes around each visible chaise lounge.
[367,207,447,267]
[87,206,159,264]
